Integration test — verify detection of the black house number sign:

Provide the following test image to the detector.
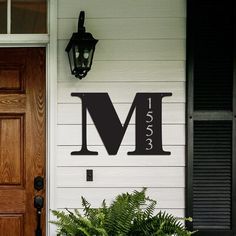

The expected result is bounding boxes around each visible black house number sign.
[71,92,172,156]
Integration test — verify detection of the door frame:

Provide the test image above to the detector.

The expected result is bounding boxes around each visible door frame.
[0,1,58,235]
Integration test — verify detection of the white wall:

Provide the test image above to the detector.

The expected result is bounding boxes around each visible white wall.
[56,0,186,223]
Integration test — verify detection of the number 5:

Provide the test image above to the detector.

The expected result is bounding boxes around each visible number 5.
[146,111,153,123]
[146,124,153,137]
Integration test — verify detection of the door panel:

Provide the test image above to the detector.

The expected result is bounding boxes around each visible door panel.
[0,64,25,92]
[0,115,23,185]
[0,215,23,236]
[0,48,46,236]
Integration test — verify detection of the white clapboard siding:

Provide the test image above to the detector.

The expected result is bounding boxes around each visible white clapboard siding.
[58,18,186,40]
[56,0,187,227]
[56,146,185,167]
[58,39,185,61]
[56,167,184,188]
[58,103,185,125]
[55,187,184,209]
[58,0,186,18]
[58,82,185,104]
[58,124,185,146]
[58,61,185,82]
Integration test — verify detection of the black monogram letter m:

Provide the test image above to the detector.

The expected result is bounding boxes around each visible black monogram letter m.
[71,93,172,156]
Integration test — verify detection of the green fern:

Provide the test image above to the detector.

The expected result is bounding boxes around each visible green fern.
[51,188,195,236]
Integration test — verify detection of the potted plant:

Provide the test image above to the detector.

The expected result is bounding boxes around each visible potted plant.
[51,188,195,236]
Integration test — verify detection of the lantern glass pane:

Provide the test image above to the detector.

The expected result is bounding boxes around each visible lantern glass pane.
[74,45,82,68]
[75,45,94,69]
[11,0,47,33]
[0,0,7,34]
[74,45,91,69]
[87,48,94,68]
[68,48,75,73]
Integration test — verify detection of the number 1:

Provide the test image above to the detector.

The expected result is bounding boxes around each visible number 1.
[148,97,152,110]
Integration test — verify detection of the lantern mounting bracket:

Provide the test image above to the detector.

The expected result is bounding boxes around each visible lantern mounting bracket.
[78,11,85,33]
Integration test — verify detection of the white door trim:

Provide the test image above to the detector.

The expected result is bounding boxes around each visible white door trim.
[46,0,58,235]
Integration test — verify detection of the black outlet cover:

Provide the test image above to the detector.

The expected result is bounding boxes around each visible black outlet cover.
[86,169,93,181]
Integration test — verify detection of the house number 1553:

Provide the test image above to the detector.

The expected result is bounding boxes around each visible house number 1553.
[146,98,154,150]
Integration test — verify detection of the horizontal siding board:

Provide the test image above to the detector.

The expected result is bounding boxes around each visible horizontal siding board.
[56,208,185,219]
[56,166,185,187]
[56,146,185,167]
[58,39,185,61]
[58,103,185,125]
[58,0,186,18]
[58,82,185,103]
[158,209,184,218]
[55,187,185,209]
[58,60,185,82]
[58,124,185,146]
[58,18,186,40]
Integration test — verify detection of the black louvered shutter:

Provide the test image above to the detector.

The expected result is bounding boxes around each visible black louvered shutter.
[193,121,232,230]
[186,0,236,235]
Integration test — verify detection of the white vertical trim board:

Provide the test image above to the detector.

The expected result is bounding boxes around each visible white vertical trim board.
[7,0,11,34]
[47,0,58,235]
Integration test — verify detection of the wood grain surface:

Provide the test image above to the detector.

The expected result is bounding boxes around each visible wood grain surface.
[0,48,46,236]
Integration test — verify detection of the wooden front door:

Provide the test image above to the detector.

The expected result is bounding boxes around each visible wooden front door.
[0,48,46,236]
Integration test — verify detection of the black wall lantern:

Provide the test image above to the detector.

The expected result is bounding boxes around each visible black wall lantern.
[65,11,98,79]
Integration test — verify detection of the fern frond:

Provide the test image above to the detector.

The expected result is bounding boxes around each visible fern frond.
[142,198,156,219]
[104,188,150,235]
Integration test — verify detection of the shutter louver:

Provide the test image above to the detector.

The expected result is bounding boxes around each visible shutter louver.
[193,0,233,111]
[193,121,232,230]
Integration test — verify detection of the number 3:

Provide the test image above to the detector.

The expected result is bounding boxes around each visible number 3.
[146,138,153,150]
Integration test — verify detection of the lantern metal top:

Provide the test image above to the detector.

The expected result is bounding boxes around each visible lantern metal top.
[65,11,98,53]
